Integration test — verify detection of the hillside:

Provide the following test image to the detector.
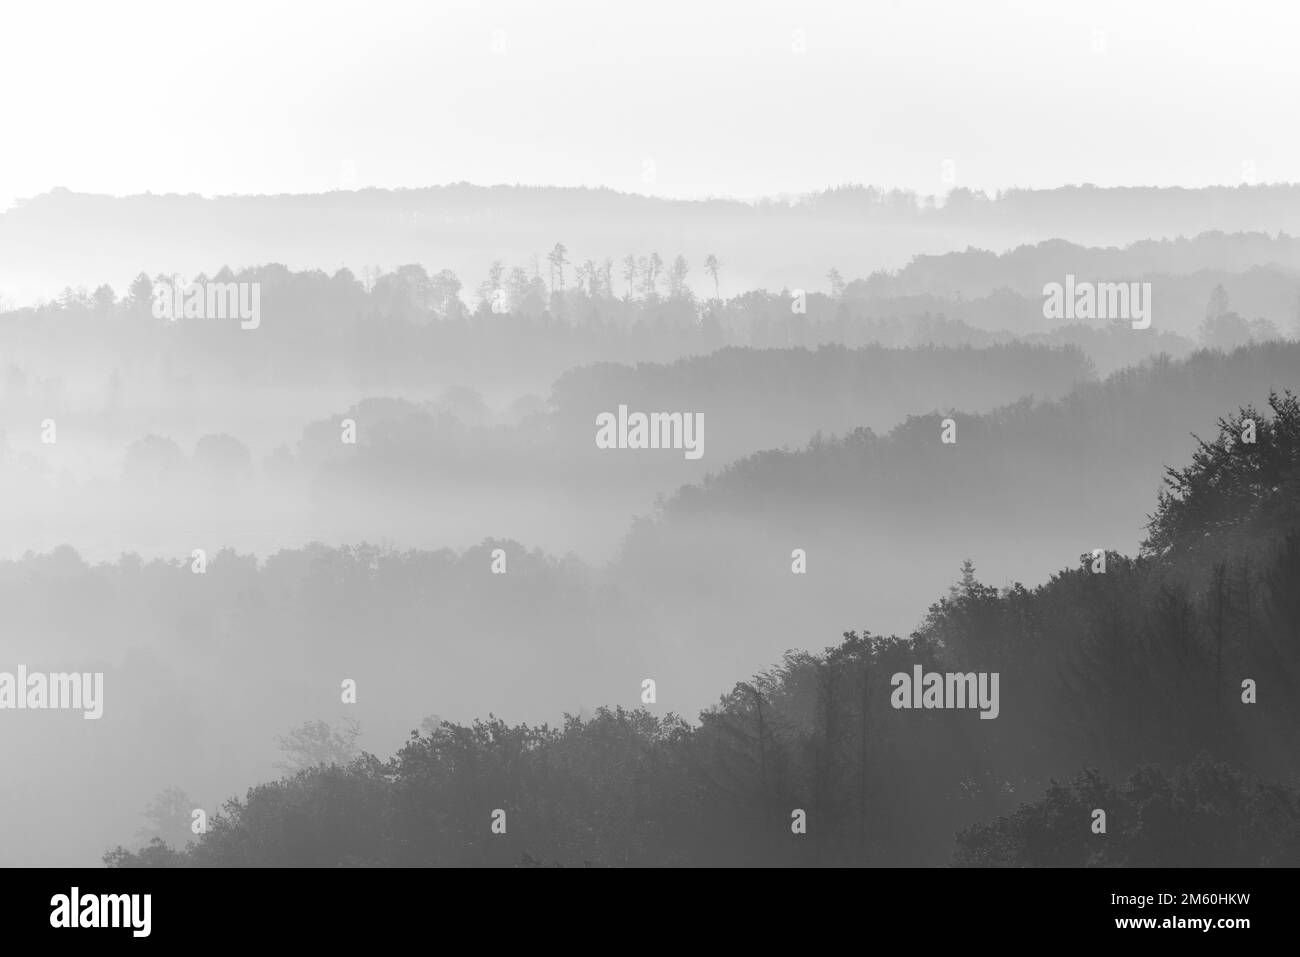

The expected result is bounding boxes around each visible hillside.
[101,392,1300,867]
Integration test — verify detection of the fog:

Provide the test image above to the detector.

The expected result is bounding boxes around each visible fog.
[4,1,1300,871]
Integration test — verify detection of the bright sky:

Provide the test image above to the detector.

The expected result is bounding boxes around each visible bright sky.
[1,0,1297,209]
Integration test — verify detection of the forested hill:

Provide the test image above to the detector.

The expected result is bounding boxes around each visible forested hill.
[607,342,1300,650]
[103,392,1300,867]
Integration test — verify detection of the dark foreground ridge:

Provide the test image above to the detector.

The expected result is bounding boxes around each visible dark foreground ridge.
[102,393,1300,868]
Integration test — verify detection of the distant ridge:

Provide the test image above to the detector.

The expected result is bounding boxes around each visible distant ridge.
[6,182,1300,308]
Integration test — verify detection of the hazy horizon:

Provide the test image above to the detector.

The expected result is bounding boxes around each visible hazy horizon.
[4,0,1300,211]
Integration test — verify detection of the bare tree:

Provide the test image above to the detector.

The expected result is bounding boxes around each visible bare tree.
[601,257,615,299]
[275,717,362,772]
[622,253,638,299]
[137,785,196,849]
[477,259,505,310]
[641,252,663,298]
[704,254,721,300]
[547,243,569,293]
[668,254,690,298]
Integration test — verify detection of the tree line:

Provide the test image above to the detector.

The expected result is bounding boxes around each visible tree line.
[104,393,1300,867]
